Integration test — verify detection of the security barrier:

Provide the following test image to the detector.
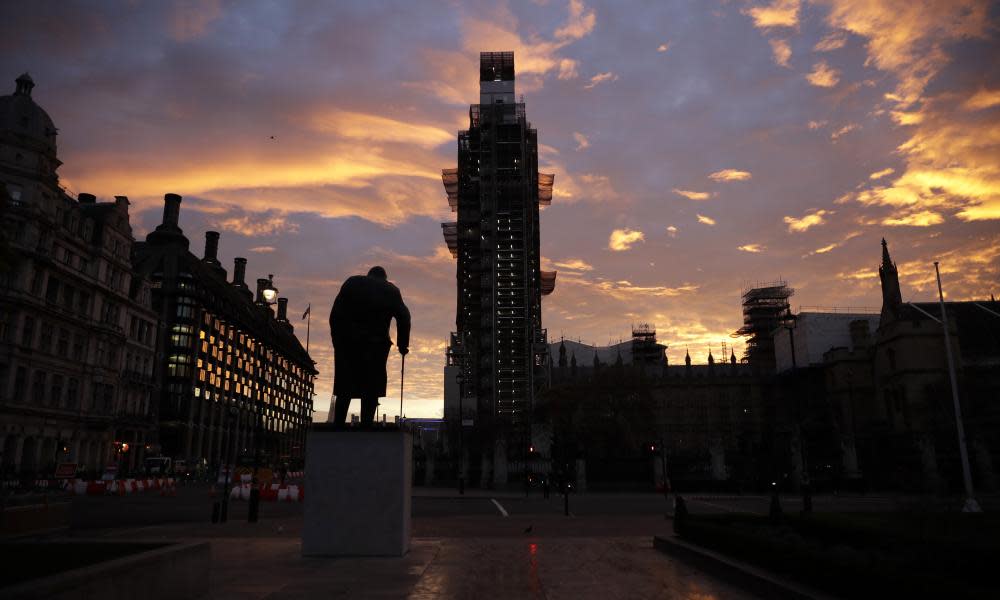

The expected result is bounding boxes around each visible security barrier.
[228,482,303,502]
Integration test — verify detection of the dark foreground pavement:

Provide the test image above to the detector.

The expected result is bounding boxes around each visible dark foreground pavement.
[92,517,760,599]
[57,486,771,598]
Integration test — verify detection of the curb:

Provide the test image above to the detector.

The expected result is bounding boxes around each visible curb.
[653,534,840,600]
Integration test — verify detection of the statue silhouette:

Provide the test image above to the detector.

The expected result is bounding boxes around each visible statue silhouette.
[329,266,410,427]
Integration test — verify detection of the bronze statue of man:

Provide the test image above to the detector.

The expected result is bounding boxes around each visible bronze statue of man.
[329,266,411,427]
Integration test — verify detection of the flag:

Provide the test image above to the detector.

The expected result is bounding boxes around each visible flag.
[302,304,311,320]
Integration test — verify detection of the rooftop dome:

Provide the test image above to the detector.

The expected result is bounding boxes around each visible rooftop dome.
[0,73,58,161]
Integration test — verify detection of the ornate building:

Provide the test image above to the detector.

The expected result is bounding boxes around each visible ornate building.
[134,195,316,469]
[0,74,158,477]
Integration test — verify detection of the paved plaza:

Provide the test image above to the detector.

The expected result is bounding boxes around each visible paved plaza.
[27,486,999,598]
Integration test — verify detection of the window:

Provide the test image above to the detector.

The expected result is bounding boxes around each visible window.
[20,315,35,347]
[39,322,53,353]
[61,284,75,310]
[13,367,27,401]
[66,378,79,409]
[170,324,195,348]
[57,328,69,357]
[30,270,43,295]
[72,334,85,361]
[0,308,13,342]
[31,370,46,403]
[45,276,60,302]
[176,296,197,319]
[167,354,192,378]
[77,292,90,316]
[50,374,63,407]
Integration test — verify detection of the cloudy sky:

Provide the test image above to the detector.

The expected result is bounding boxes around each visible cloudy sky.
[3,0,998,419]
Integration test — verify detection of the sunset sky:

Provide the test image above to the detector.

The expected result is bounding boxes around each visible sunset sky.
[3,0,998,419]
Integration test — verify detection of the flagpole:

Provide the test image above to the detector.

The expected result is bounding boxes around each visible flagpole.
[305,304,311,354]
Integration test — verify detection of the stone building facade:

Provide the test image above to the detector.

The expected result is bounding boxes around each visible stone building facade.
[0,74,158,477]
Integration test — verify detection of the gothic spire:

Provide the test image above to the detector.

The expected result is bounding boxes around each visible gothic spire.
[879,237,902,317]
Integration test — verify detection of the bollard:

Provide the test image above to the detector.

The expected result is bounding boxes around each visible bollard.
[563,489,570,516]
[248,487,260,523]
[212,502,220,523]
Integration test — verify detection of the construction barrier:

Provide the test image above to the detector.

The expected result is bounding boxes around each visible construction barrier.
[61,477,176,496]
[228,482,303,502]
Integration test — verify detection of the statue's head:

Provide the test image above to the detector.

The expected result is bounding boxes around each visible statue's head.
[367,265,387,280]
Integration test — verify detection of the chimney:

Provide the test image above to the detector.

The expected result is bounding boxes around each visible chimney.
[277,298,288,321]
[78,192,96,204]
[161,193,182,229]
[233,257,247,286]
[204,231,220,263]
[849,319,871,350]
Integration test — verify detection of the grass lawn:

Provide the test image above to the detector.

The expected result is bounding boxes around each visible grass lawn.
[0,542,168,587]
[675,510,1000,599]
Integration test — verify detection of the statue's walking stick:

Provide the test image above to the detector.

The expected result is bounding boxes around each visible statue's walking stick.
[399,353,405,424]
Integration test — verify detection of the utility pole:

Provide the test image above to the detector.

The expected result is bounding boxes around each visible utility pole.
[934,262,981,513]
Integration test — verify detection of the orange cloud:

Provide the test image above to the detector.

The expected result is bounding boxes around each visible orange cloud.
[696,214,717,226]
[784,209,830,232]
[963,88,1000,111]
[769,38,792,67]
[674,188,712,200]
[869,167,895,180]
[573,132,590,150]
[813,31,847,51]
[300,110,454,149]
[584,71,618,89]
[553,258,594,271]
[744,0,800,29]
[831,123,858,140]
[554,0,596,40]
[882,210,944,227]
[608,228,645,251]
[738,244,765,253]
[709,169,752,182]
[807,61,840,87]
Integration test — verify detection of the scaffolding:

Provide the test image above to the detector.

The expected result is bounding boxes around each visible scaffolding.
[540,270,557,295]
[442,51,553,429]
[538,172,554,205]
[631,323,665,365]
[441,222,458,257]
[441,168,458,212]
[732,281,794,371]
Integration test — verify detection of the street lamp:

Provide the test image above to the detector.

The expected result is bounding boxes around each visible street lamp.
[262,274,278,303]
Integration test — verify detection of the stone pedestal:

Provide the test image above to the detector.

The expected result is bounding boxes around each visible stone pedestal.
[302,427,411,557]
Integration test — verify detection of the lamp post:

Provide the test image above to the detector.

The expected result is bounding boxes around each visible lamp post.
[933,263,980,513]
[249,275,279,523]
[455,370,465,495]
[220,405,238,523]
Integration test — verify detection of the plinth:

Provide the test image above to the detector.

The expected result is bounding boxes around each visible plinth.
[302,426,412,556]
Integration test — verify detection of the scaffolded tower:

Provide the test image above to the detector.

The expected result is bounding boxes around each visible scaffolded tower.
[442,52,556,432]
[733,281,794,373]
[631,323,666,366]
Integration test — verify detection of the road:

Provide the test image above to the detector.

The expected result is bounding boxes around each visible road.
[65,483,963,537]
